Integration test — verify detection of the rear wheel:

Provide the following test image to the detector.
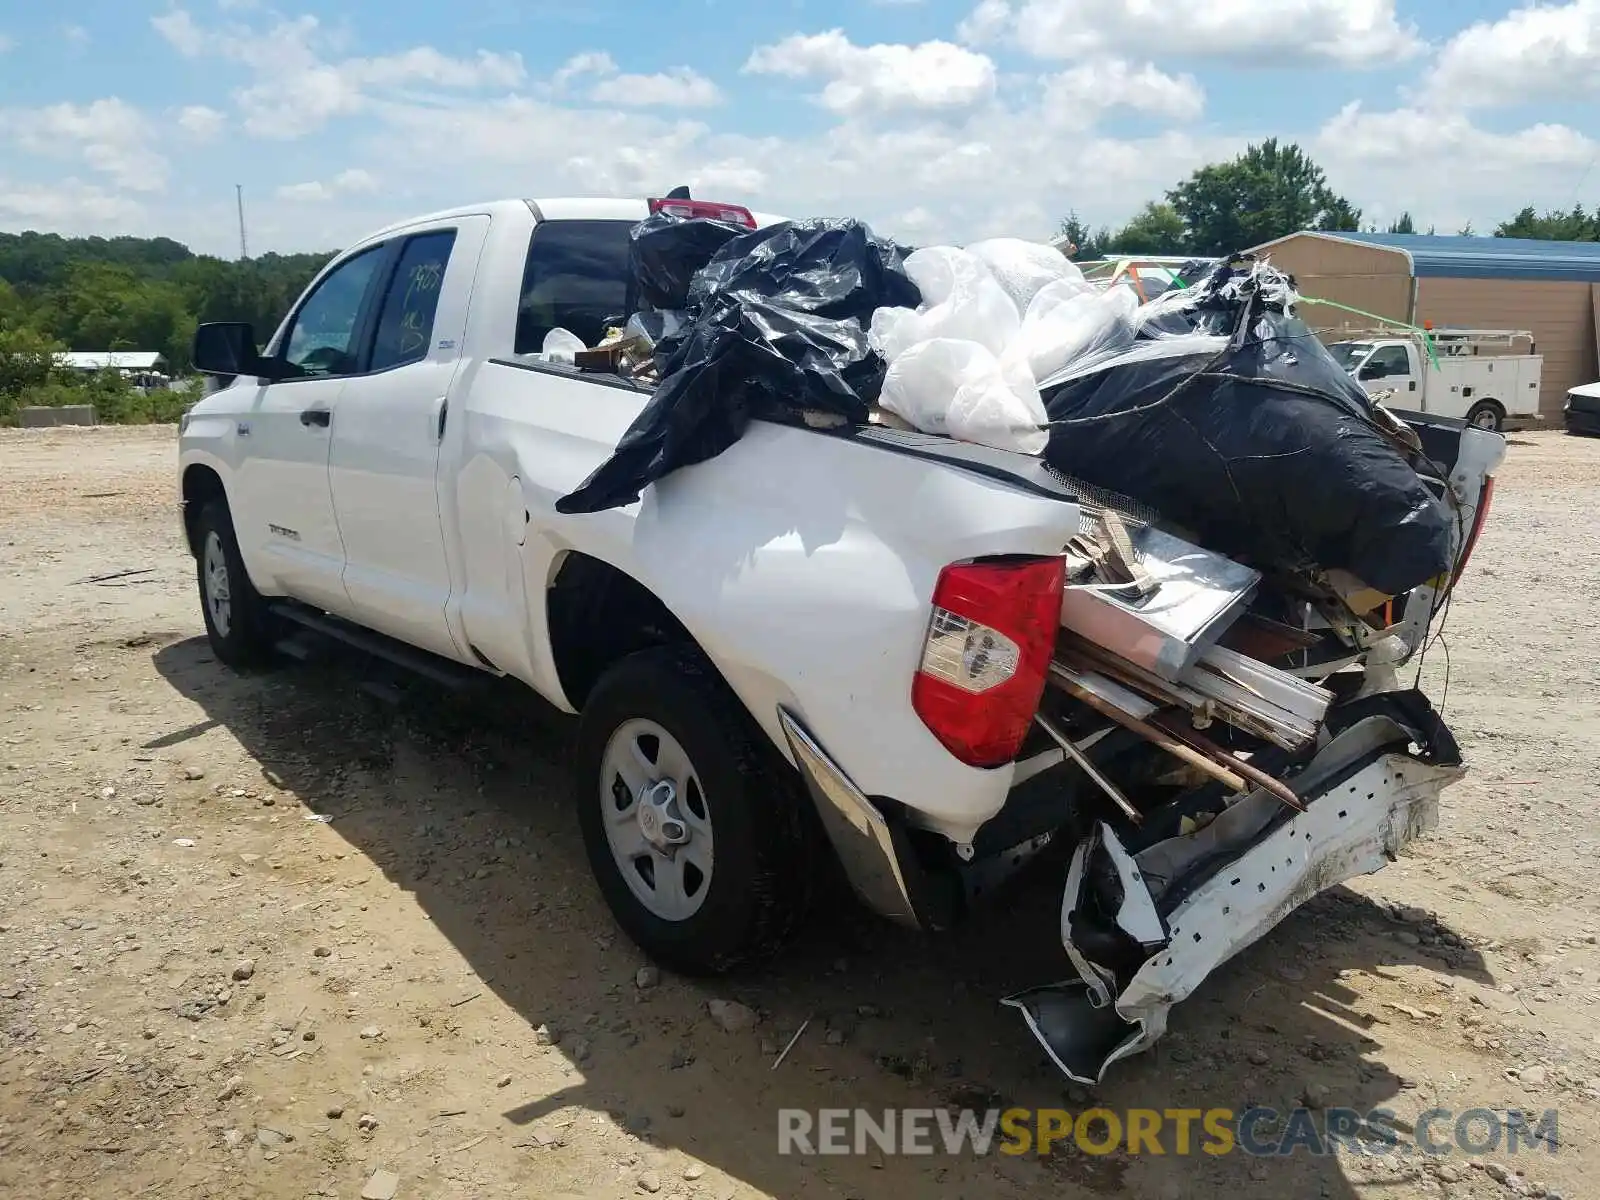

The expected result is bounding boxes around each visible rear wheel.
[574,645,816,974]
[1466,401,1504,433]
[193,501,277,668]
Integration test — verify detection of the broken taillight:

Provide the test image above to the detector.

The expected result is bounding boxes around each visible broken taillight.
[912,557,1066,768]
[1452,475,1495,585]
[647,197,757,228]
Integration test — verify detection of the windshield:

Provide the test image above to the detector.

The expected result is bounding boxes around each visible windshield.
[1326,342,1373,371]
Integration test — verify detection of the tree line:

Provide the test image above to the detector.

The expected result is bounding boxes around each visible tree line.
[0,231,331,423]
[1058,138,1598,260]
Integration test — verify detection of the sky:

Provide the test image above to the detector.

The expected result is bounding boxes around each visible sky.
[1,0,1597,256]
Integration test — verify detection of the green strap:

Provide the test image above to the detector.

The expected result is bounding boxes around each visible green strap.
[1296,292,1442,372]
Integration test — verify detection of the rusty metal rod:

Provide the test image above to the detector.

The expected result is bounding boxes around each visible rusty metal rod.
[1048,671,1250,796]
[1032,714,1143,825]
[1149,714,1307,814]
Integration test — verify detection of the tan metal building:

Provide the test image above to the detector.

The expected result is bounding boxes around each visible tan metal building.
[1248,232,1600,420]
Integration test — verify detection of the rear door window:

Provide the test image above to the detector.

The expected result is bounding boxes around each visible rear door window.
[369,230,458,372]
[514,220,634,353]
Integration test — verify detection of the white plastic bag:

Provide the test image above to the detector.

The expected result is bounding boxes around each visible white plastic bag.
[869,246,1021,362]
[879,337,1048,455]
[966,238,1084,315]
[1005,282,1138,385]
[541,328,586,363]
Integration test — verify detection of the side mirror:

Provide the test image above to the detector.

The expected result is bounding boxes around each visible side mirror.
[1359,363,1384,381]
[193,322,276,379]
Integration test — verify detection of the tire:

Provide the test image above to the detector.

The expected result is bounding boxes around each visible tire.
[1466,401,1504,433]
[574,645,816,975]
[193,500,278,668]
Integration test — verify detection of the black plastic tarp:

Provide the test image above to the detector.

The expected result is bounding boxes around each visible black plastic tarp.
[629,211,750,311]
[557,218,919,515]
[1041,262,1455,596]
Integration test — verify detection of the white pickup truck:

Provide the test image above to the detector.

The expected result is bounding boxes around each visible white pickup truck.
[177,195,1503,1080]
[1329,329,1543,432]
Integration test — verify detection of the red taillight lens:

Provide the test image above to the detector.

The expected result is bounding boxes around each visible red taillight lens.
[1452,475,1495,585]
[912,557,1066,768]
[647,197,757,228]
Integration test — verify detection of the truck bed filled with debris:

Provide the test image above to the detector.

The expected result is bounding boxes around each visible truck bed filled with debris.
[538,205,1503,1082]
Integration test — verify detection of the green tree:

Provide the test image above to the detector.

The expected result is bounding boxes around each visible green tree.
[1387,212,1417,234]
[1494,205,1598,241]
[0,229,336,423]
[0,325,66,421]
[1105,202,1189,256]
[1056,212,1111,260]
[1166,139,1362,256]
[35,263,197,369]
[0,231,332,365]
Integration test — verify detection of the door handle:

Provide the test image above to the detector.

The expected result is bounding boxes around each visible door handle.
[300,408,331,428]
[1409,381,1417,391]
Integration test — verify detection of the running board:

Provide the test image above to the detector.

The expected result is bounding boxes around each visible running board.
[268,603,485,692]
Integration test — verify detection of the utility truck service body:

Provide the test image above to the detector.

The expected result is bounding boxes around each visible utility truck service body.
[1330,329,1543,432]
[177,196,1502,1082]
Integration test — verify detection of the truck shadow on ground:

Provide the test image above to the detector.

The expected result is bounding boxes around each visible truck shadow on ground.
[153,636,1494,1199]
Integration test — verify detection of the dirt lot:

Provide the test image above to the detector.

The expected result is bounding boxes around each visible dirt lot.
[2,424,1598,1200]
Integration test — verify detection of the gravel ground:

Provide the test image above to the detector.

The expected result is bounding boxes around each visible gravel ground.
[1,424,1598,1200]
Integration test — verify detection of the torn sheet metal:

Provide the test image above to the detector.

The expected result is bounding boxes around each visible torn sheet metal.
[1059,521,1259,683]
[1009,707,1463,1084]
[1181,643,1333,752]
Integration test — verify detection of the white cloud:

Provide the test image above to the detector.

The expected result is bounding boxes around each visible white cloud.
[589,68,721,108]
[276,168,381,203]
[62,24,89,46]
[1313,103,1597,233]
[0,178,145,229]
[745,30,996,114]
[150,9,204,56]
[1425,0,1600,109]
[550,51,720,108]
[334,168,378,194]
[962,0,1423,66]
[0,34,14,54]
[176,105,226,141]
[552,51,618,90]
[352,47,524,91]
[0,1,1543,260]
[373,88,1233,247]
[275,181,330,203]
[152,7,525,138]
[1040,61,1205,125]
[2,98,167,193]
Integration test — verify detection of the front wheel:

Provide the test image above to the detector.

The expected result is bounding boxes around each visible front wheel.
[193,501,278,668]
[574,646,816,975]
[1466,401,1505,433]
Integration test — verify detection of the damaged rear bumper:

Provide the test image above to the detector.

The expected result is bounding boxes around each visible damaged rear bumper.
[1007,692,1464,1084]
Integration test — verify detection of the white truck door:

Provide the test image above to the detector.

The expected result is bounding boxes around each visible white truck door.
[233,244,390,615]
[1358,342,1418,404]
[327,216,490,661]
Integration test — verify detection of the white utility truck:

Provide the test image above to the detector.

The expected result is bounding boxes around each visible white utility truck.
[1329,328,1543,431]
[176,195,1502,1082]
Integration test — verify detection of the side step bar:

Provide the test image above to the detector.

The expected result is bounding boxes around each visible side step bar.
[268,603,486,692]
